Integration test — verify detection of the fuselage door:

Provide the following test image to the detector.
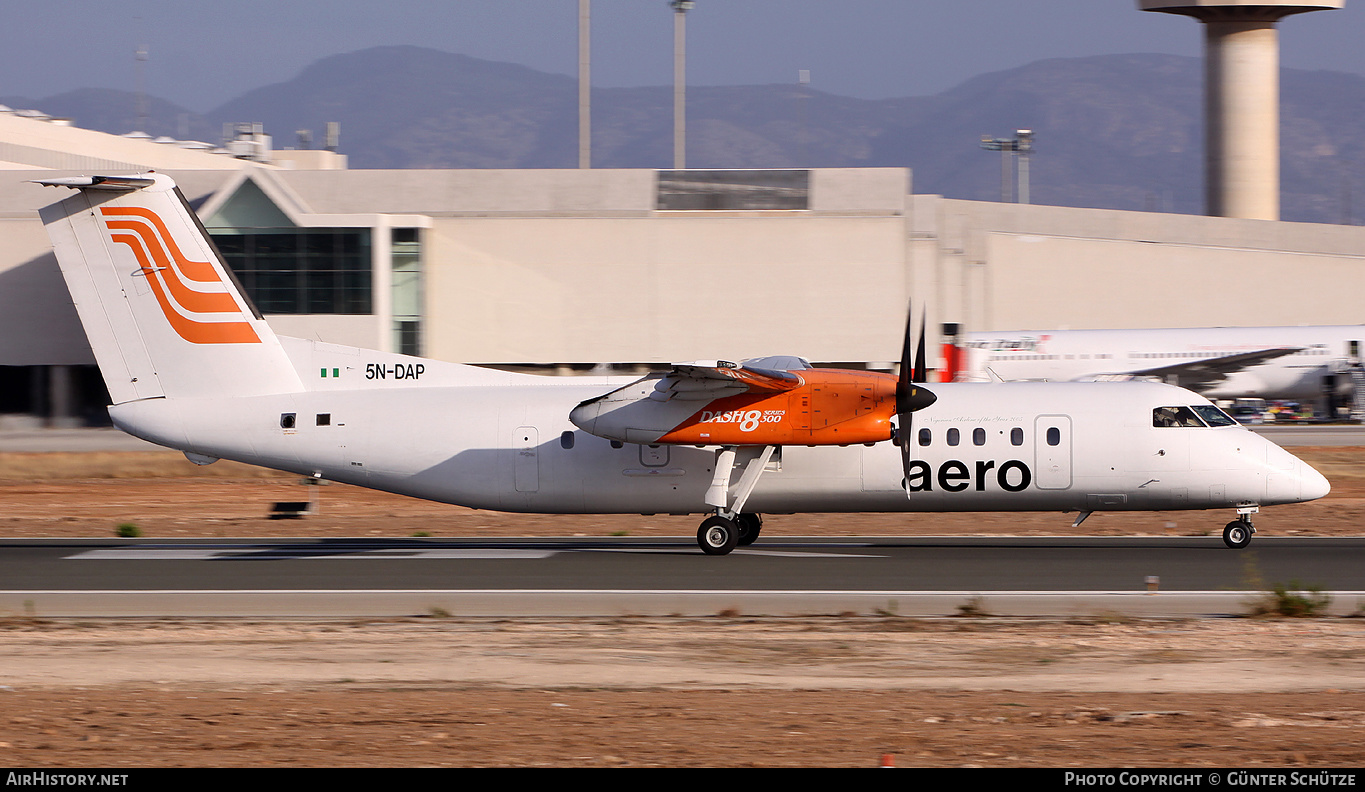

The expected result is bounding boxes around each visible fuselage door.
[1034,414,1072,490]
[514,426,539,492]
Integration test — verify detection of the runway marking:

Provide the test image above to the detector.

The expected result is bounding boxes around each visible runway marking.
[583,548,885,558]
[68,548,559,560]
[356,549,560,559]
[66,546,885,560]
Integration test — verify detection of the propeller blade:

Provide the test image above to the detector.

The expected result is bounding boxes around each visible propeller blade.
[899,419,913,494]
[914,312,928,384]
[895,306,937,417]
[895,305,937,495]
[899,304,915,387]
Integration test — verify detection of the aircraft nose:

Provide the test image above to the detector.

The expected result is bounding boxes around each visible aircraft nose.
[1299,458,1331,502]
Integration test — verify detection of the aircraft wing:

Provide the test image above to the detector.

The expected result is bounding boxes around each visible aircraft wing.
[1121,347,1301,392]
[659,361,802,400]
[570,361,805,443]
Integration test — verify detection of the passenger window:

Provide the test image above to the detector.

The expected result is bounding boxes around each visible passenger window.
[973,427,986,446]
[316,413,331,426]
[560,430,575,450]
[280,413,296,429]
[946,428,960,447]
[1046,427,1060,446]
[918,428,932,447]
[1010,427,1023,446]
[1152,406,1206,428]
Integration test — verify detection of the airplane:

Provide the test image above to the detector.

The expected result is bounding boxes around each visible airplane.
[949,325,1365,404]
[33,173,1331,555]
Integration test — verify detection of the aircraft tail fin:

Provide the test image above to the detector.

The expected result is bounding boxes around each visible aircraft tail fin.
[36,173,303,404]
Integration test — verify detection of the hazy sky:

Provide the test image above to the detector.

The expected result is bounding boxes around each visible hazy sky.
[4,1,1364,111]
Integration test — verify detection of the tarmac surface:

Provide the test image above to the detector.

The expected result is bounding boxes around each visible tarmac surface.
[4,536,1364,618]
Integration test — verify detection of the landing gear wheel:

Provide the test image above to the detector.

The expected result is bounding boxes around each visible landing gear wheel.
[736,513,763,546]
[698,516,739,556]
[1223,519,1254,550]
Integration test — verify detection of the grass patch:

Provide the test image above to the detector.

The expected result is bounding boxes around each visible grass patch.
[1240,554,1333,617]
[1248,581,1332,618]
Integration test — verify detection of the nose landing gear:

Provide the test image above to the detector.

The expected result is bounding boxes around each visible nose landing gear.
[1223,516,1255,549]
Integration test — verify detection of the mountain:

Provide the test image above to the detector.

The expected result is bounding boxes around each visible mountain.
[211,46,580,169]
[11,46,1365,224]
[882,54,1203,214]
[1,88,218,143]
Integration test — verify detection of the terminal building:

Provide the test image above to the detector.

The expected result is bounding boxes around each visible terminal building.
[2,107,1364,426]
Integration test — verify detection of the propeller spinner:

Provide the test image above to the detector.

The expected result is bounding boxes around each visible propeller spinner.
[895,308,937,493]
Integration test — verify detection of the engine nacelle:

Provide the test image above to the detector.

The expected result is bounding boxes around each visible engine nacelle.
[572,368,899,446]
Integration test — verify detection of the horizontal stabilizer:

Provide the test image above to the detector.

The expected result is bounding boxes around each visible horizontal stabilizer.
[33,175,158,191]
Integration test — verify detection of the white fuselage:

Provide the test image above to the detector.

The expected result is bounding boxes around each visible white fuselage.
[107,366,1328,518]
[960,326,1364,400]
[32,173,1332,539]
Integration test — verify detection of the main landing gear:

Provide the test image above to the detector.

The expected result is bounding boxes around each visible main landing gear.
[697,445,774,555]
[697,512,763,556]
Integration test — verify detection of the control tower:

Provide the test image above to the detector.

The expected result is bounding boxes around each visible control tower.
[1140,1,1344,220]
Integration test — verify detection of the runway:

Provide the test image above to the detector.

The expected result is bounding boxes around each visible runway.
[1250,425,1365,446]
[3,536,1362,617]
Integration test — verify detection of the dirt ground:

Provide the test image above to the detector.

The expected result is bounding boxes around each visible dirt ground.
[0,618,1362,768]
[0,447,1362,767]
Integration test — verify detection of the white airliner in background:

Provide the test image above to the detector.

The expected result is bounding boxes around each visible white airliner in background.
[34,173,1330,554]
[954,326,1363,402]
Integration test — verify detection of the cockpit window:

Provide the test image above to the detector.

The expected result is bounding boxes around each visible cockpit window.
[1152,406,1206,428]
[1191,404,1237,427]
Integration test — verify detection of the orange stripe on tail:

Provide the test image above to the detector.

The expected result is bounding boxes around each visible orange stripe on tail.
[101,206,221,282]
[105,212,261,345]
[105,219,242,314]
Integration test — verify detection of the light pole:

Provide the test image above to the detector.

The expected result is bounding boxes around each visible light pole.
[579,0,591,169]
[135,43,149,133]
[979,129,1033,204]
[672,0,694,169]
[798,69,810,167]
